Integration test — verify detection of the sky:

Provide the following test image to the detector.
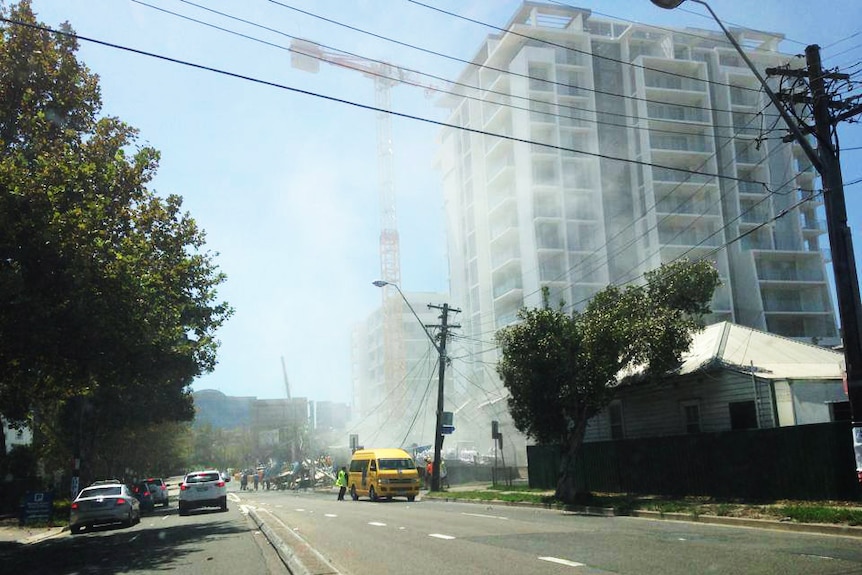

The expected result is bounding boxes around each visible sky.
[23,0,862,404]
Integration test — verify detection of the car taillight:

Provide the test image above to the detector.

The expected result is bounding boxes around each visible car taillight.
[116,498,127,505]
[180,484,188,491]
[133,486,140,494]
[217,480,225,488]
[71,502,79,510]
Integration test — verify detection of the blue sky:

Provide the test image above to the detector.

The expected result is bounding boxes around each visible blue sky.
[26,1,862,403]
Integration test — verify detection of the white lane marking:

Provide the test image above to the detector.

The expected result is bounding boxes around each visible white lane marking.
[324,514,338,518]
[295,508,305,512]
[429,533,456,540]
[368,521,387,527]
[462,512,508,520]
[239,504,255,514]
[228,493,241,502]
[162,515,170,521]
[539,557,585,568]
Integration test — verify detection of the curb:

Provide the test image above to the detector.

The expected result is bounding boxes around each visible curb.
[424,496,862,538]
[628,509,862,537]
[247,507,342,575]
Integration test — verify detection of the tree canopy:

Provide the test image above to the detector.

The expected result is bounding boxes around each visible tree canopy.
[0,1,233,475]
[496,259,720,502]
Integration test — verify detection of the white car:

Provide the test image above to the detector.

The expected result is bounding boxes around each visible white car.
[177,470,228,515]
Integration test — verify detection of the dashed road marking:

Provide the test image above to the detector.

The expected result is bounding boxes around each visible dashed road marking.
[539,557,585,568]
[324,514,338,518]
[368,522,387,527]
[462,512,508,520]
[429,533,456,540]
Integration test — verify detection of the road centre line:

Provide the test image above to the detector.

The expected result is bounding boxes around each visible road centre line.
[368,521,387,526]
[462,512,509,520]
[429,533,456,540]
[539,556,585,568]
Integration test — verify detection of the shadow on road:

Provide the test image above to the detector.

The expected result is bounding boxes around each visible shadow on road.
[0,518,246,573]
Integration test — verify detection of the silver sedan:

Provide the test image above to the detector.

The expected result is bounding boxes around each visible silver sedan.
[70,483,141,534]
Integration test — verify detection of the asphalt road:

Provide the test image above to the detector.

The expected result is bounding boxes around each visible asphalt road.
[0,491,284,574]
[238,487,862,575]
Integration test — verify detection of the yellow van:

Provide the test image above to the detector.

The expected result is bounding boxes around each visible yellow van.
[348,448,421,502]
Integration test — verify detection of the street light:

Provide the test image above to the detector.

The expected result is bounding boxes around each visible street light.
[651,0,862,480]
[373,280,448,492]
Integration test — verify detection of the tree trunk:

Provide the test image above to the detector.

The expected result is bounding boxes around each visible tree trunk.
[554,416,589,503]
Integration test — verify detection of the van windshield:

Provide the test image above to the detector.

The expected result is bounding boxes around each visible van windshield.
[378,458,414,470]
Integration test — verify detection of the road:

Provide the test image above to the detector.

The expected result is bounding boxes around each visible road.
[239,487,862,575]
[0,491,283,574]
[6,484,862,574]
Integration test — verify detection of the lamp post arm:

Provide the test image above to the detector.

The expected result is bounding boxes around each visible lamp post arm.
[689,0,822,173]
[374,280,440,353]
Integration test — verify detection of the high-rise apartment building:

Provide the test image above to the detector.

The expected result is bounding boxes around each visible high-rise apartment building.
[437,2,838,449]
[351,291,452,449]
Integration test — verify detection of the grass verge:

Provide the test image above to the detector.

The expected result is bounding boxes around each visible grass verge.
[426,486,862,525]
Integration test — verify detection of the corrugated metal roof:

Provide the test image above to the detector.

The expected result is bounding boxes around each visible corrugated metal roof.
[675,322,844,380]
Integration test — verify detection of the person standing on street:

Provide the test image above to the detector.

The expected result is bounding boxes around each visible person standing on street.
[335,466,348,501]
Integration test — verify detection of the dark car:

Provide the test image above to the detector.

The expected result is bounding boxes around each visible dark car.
[132,481,156,513]
[142,477,169,507]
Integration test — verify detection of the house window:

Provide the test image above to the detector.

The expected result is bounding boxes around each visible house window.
[681,400,701,433]
[729,400,758,430]
[609,401,624,440]
[829,401,851,422]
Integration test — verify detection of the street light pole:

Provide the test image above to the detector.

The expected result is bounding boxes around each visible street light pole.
[651,0,862,478]
[372,281,457,492]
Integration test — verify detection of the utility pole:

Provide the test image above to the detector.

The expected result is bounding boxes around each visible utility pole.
[428,303,460,492]
[769,44,862,478]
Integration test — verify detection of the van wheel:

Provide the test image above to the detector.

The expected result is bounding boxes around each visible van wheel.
[369,486,377,501]
[350,485,358,501]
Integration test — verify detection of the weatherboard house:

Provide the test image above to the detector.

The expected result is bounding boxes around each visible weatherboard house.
[583,321,848,443]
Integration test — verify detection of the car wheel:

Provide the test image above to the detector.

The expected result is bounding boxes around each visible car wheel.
[369,485,377,502]
[70,524,82,535]
[122,510,133,528]
[407,495,416,502]
[350,485,358,501]
[220,496,227,512]
[178,501,187,516]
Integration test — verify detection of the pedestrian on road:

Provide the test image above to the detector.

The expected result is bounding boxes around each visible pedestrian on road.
[240,472,248,491]
[335,466,348,501]
[253,471,259,491]
[425,458,433,489]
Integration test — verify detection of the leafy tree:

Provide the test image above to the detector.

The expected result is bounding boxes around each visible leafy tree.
[0,1,232,474]
[496,259,719,503]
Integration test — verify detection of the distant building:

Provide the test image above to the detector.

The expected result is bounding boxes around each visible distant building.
[351,290,451,448]
[192,389,254,429]
[313,401,350,431]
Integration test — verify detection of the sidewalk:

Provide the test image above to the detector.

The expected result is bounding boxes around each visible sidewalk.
[0,517,66,545]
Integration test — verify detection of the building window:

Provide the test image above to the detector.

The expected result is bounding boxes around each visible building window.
[681,400,701,433]
[609,401,624,440]
[829,401,851,422]
[729,400,758,430]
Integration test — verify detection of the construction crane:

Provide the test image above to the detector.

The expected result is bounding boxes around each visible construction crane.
[281,356,291,401]
[290,38,435,418]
